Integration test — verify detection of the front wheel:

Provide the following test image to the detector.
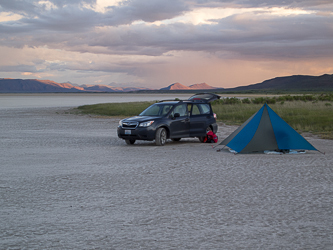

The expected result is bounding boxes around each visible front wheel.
[125,139,136,145]
[155,127,167,146]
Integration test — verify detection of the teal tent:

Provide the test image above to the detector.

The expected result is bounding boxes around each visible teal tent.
[219,103,317,154]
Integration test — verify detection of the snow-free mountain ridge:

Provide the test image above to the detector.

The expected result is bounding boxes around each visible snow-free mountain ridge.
[160,82,217,90]
[0,79,217,93]
[1,74,333,93]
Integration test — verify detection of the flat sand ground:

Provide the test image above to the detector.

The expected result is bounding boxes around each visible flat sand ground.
[1,108,332,249]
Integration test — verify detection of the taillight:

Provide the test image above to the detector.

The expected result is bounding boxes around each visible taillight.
[213,113,217,119]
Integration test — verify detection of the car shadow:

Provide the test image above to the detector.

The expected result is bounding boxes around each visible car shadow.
[122,138,204,147]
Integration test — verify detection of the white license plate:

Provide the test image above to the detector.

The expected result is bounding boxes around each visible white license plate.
[125,130,131,135]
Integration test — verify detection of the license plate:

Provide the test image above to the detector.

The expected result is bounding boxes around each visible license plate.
[125,130,131,135]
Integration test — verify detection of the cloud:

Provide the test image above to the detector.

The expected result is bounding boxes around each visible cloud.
[2,1,332,58]
[0,0,332,88]
[0,0,37,16]
[67,10,332,60]
[103,0,189,25]
[190,0,333,8]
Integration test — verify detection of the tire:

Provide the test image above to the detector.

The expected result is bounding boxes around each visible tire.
[155,127,167,146]
[125,139,136,145]
[198,126,212,143]
[198,136,205,143]
[171,138,181,142]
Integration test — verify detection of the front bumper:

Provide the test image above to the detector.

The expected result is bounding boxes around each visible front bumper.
[117,126,156,141]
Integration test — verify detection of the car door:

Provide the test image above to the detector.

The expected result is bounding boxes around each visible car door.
[169,103,190,138]
[189,103,212,136]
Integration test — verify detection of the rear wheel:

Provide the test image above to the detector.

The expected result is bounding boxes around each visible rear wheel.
[198,126,212,143]
[125,139,136,145]
[198,136,205,143]
[155,127,167,146]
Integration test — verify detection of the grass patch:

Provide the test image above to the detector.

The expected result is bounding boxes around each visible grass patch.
[212,98,333,139]
[77,101,154,117]
[76,94,333,139]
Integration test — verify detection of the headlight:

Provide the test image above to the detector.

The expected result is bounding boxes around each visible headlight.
[119,120,123,126]
[139,120,154,127]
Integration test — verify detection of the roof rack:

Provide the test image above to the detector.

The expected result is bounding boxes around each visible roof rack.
[158,99,207,103]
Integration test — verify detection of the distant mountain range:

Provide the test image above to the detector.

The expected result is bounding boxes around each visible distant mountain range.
[225,74,333,92]
[161,82,217,90]
[0,79,86,93]
[0,78,217,93]
[80,84,150,92]
[0,74,332,93]
[0,78,152,93]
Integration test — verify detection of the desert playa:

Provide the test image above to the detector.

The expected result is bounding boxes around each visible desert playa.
[1,106,332,249]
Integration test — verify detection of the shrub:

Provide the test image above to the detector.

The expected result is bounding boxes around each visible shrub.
[252,97,265,104]
[277,96,286,102]
[284,95,294,101]
[266,98,276,104]
[318,94,333,101]
[242,98,251,104]
[223,97,242,105]
[252,97,276,104]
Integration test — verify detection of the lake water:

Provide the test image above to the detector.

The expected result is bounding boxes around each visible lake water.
[0,93,192,109]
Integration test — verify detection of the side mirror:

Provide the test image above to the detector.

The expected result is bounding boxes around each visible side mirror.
[174,113,180,118]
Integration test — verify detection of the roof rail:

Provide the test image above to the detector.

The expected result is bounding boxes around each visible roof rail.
[158,99,208,103]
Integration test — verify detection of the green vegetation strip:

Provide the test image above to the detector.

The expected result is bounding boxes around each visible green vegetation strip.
[77,94,333,139]
[77,101,154,117]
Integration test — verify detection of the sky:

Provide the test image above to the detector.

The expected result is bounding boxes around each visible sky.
[0,0,333,89]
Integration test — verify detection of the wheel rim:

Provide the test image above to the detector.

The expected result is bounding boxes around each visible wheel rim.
[161,130,166,144]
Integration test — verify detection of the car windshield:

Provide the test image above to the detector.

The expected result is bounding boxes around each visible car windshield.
[140,103,174,116]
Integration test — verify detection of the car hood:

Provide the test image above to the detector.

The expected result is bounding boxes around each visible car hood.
[123,116,159,123]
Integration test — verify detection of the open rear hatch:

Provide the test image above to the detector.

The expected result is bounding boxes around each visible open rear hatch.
[188,93,221,102]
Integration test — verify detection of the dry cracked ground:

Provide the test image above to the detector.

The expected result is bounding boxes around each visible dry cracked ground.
[1,107,332,249]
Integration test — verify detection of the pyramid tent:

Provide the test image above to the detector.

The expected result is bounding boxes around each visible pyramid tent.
[219,103,317,153]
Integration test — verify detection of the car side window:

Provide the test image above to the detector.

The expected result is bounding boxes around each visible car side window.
[200,104,211,114]
[191,104,201,115]
[172,104,187,117]
[187,104,192,112]
[161,105,172,115]
[191,104,211,116]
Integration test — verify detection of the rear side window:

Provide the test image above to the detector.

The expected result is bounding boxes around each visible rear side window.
[191,104,211,116]
[200,104,211,114]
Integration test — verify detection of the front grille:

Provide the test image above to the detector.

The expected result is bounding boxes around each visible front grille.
[122,121,138,129]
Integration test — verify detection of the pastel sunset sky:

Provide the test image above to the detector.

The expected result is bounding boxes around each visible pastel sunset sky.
[0,0,332,89]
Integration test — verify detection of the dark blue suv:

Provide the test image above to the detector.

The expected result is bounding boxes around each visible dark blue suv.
[117,93,220,146]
